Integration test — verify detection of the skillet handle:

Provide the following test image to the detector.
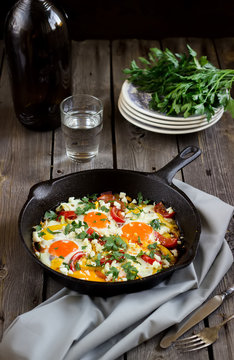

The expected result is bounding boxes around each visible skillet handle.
[155,146,201,184]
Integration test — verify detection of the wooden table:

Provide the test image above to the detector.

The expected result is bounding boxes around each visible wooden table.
[0,37,233,360]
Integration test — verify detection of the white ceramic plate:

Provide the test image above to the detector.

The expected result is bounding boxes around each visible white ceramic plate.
[119,94,222,129]
[121,80,223,122]
[120,92,223,126]
[118,97,223,135]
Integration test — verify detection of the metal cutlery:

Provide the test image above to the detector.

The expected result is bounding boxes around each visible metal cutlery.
[175,313,234,352]
[160,284,234,348]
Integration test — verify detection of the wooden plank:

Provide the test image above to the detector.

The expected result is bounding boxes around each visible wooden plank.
[112,39,180,175]
[45,39,114,297]
[0,47,53,337]
[161,37,234,360]
[206,37,234,360]
[51,40,113,176]
[111,39,183,360]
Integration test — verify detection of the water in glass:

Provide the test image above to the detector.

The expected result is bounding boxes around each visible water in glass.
[62,110,103,162]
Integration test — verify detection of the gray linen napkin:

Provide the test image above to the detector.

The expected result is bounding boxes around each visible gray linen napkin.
[0,180,233,360]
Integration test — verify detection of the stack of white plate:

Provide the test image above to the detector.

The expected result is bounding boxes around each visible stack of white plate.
[118,80,224,135]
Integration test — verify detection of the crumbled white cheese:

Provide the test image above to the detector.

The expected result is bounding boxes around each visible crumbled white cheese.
[104,263,110,272]
[154,254,161,262]
[171,249,178,257]
[75,226,85,234]
[162,259,170,268]
[90,250,95,258]
[106,273,113,282]
[114,201,121,209]
[152,260,161,269]
[60,265,69,275]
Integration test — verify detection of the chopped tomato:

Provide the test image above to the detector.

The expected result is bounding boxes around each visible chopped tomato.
[69,251,85,271]
[154,202,175,218]
[86,228,100,237]
[110,206,125,223]
[86,228,105,245]
[113,199,126,211]
[57,210,77,220]
[100,256,112,265]
[97,193,116,202]
[155,232,178,249]
[141,254,155,265]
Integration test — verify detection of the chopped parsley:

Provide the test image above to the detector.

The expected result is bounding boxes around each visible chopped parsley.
[149,218,161,230]
[46,228,61,235]
[62,262,70,270]
[103,235,127,252]
[75,262,81,270]
[161,254,171,262]
[64,220,87,235]
[100,206,109,212]
[34,225,42,232]
[122,262,138,280]
[76,231,88,240]
[75,202,96,215]
[107,266,119,280]
[147,243,158,250]
[137,192,150,205]
[38,231,46,237]
[44,210,57,220]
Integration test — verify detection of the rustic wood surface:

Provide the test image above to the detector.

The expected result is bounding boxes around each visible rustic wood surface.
[0,38,233,360]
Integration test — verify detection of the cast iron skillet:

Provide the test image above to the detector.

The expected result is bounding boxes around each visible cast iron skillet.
[19,146,201,297]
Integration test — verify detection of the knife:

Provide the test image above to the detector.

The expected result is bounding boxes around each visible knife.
[160,284,234,348]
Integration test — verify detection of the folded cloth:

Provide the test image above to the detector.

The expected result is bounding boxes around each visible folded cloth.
[0,180,233,360]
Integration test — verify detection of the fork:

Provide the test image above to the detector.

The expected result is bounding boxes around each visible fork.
[175,314,234,352]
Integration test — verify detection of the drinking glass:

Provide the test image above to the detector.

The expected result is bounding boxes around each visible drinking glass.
[60,94,103,162]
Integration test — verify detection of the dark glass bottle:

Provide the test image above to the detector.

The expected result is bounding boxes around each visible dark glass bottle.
[4,0,71,131]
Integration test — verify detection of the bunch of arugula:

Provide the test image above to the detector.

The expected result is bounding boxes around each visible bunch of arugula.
[123,45,234,120]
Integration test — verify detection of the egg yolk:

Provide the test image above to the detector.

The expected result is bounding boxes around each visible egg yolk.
[49,240,79,257]
[71,269,105,282]
[121,221,153,246]
[84,211,109,229]
[42,224,66,240]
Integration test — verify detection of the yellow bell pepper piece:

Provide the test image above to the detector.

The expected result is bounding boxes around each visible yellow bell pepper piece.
[157,244,176,264]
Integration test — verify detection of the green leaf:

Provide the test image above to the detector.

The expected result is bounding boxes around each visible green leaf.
[187,44,197,58]
[46,228,61,235]
[107,266,119,280]
[76,231,88,240]
[38,231,46,237]
[123,44,234,120]
[137,192,143,204]
[149,218,161,230]
[122,262,138,280]
[103,235,127,252]
[35,225,42,232]
[44,210,57,220]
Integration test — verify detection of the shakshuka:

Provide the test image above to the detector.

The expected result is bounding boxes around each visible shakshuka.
[32,192,182,282]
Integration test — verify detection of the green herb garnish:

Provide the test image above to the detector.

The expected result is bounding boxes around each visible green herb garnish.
[149,218,161,230]
[103,235,127,252]
[38,231,46,237]
[44,210,57,220]
[107,266,119,280]
[46,228,61,235]
[122,262,138,280]
[100,206,109,212]
[76,231,88,240]
[35,225,42,232]
[124,45,234,120]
